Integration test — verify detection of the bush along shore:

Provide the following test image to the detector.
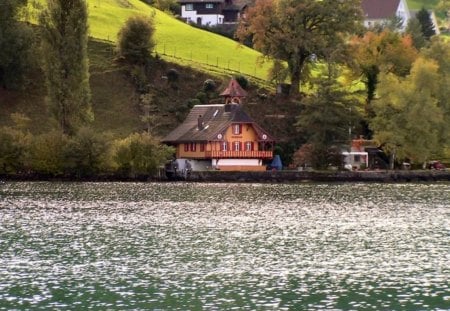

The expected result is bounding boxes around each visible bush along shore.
[2,170,450,183]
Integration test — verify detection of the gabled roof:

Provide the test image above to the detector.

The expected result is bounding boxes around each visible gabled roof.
[361,0,401,19]
[220,79,247,98]
[179,0,224,3]
[162,104,274,143]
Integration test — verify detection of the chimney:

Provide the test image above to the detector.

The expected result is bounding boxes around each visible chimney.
[198,115,204,130]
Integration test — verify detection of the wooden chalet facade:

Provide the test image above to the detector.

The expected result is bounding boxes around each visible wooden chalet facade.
[162,79,274,175]
[179,0,250,26]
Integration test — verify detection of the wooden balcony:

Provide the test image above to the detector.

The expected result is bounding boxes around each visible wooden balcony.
[205,150,273,159]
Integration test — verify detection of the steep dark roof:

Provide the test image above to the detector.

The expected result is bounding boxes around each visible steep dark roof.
[220,79,247,98]
[162,104,274,143]
[362,0,400,19]
[179,0,224,3]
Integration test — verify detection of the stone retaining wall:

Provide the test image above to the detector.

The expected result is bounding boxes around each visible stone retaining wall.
[185,170,450,183]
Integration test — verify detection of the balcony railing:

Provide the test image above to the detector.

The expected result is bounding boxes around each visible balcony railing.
[205,150,273,159]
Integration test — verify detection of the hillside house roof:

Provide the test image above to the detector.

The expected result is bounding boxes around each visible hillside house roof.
[179,0,224,3]
[219,79,247,98]
[162,104,274,143]
[362,0,401,19]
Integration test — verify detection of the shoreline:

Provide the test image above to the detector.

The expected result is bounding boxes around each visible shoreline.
[1,170,450,183]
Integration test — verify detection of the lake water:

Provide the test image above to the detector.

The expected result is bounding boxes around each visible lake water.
[0,182,449,310]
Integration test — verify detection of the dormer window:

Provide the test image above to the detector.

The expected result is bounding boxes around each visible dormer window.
[232,124,242,135]
[206,3,214,9]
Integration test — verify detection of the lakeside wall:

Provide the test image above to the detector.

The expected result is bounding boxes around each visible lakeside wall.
[183,170,450,183]
[2,170,450,183]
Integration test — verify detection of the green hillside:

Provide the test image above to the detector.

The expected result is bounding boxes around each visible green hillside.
[407,0,440,10]
[31,0,272,81]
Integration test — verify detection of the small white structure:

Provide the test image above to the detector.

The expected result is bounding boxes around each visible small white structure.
[342,151,369,171]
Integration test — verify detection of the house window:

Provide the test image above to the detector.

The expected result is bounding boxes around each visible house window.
[190,143,196,152]
[185,3,193,10]
[205,3,214,9]
[354,155,361,163]
[233,141,241,151]
[221,141,228,151]
[200,143,205,152]
[232,124,242,135]
[184,144,189,152]
[245,141,253,151]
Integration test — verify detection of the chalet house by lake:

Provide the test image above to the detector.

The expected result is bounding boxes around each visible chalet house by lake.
[162,79,275,176]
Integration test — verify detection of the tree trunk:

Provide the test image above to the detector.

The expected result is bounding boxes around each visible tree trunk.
[288,53,308,97]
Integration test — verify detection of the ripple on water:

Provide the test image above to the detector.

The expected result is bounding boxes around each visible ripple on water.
[0,182,449,310]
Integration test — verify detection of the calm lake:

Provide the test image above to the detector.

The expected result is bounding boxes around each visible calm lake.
[0,182,449,310]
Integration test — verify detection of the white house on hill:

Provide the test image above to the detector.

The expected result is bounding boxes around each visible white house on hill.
[361,0,411,30]
[179,0,250,26]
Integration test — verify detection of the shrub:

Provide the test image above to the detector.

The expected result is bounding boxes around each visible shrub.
[166,68,179,83]
[0,127,30,174]
[113,132,174,177]
[117,15,155,65]
[187,98,201,108]
[28,131,68,175]
[195,91,208,104]
[63,127,113,177]
[203,79,216,92]
[234,75,249,90]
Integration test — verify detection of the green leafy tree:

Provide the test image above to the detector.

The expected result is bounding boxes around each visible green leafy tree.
[0,113,32,174]
[236,0,362,96]
[113,132,174,177]
[295,78,361,169]
[40,0,92,135]
[0,0,34,90]
[348,30,418,137]
[416,7,436,40]
[62,127,113,177]
[370,58,445,166]
[28,131,68,175]
[117,15,155,65]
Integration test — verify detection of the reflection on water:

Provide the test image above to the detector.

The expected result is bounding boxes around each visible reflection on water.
[0,182,449,310]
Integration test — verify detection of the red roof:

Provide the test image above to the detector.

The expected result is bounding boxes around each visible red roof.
[362,0,401,19]
[220,79,247,98]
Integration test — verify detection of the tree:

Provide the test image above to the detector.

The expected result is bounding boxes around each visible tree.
[406,18,427,49]
[117,15,155,65]
[40,0,92,135]
[113,132,174,177]
[0,0,34,90]
[348,30,418,137]
[370,58,446,165]
[295,78,361,169]
[416,7,436,40]
[236,0,362,96]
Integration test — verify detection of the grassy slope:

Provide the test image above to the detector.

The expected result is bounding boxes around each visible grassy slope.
[407,0,440,10]
[88,0,272,81]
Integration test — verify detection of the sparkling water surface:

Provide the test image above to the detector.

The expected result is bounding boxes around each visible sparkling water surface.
[0,182,449,310]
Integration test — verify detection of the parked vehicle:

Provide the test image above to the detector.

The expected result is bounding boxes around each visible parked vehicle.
[427,161,446,170]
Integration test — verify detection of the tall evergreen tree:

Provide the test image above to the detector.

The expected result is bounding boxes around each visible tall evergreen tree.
[416,7,436,40]
[0,0,34,90]
[40,0,92,135]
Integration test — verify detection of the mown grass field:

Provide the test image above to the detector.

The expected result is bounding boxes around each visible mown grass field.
[407,0,440,10]
[31,0,272,81]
